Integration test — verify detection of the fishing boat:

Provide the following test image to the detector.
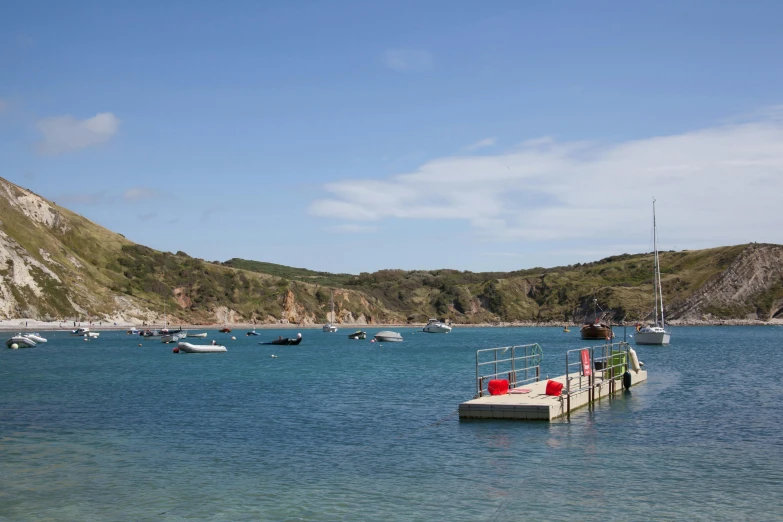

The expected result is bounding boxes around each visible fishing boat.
[323,290,338,332]
[177,341,227,353]
[422,318,452,333]
[374,331,403,342]
[635,200,672,346]
[6,335,36,348]
[24,333,48,343]
[580,299,613,340]
[348,330,366,340]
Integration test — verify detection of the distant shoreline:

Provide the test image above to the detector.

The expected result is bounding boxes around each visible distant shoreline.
[1,318,781,332]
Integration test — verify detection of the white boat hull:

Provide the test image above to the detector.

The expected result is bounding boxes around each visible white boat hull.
[422,324,451,333]
[374,331,403,342]
[177,342,227,353]
[24,334,47,343]
[323,324,338,333]
[187,333,208,338]
[7,336,36,348]
[635,331,671,345]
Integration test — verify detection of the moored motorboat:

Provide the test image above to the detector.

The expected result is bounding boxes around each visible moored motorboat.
[246,330,260,336]
[126,328,140,335]
[177,341,227,353]
[422,318,452,333]
[348,330,366,340]
[374,331,403,342]
[71,327,90,335]
[161,333,183,343]
[140,329,158,337]
[261,333,302,345]
[6,335,36,348]
[219,327,232,333]
[24,333,48,343]
[187,332,208,338]
[86,331,100,338]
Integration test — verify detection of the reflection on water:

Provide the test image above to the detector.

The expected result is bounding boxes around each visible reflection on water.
[0,326,781,520]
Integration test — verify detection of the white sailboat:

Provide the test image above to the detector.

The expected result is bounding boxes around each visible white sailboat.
[636,199,672,346]
[323,290,338,332]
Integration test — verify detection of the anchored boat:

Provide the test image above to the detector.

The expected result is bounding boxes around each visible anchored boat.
[374,331,403,342]
[422,318,452,333]
[635,199,672,346]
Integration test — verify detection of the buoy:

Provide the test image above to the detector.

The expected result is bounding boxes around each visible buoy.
[138,344,142,347]
[10,343,18,350]
[622,371,632,390]
[84,338,89,342]
[629,347,641,373]
[173,347,179,353]
[271,354,277,358]
[231,336,236,340]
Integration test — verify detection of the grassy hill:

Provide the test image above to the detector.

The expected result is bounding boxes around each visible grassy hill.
[1,176,782,325]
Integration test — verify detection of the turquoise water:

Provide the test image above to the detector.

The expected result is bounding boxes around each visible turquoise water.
[1,326,782,521]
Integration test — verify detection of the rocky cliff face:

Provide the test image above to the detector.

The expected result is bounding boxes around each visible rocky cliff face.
[667,243,783,320]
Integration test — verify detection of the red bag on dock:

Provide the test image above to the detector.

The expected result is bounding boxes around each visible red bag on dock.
[488,379,509,395]
[545,380,563,396]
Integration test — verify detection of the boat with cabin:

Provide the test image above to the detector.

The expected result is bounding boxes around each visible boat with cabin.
[323,290,338,332]
[422,318,452,333]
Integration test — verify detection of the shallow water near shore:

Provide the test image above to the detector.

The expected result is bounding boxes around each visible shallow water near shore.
[1,326,782,520]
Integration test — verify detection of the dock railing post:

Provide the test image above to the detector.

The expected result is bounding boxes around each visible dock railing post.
[566,351,570,415]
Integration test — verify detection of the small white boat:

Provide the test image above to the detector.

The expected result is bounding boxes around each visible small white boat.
[71,327,90,335]
[374,331,403,342]
[161,334,182,343]
[422,318,452,334]
[24,333,48,343]
[86,332,100,338]
[187,333,208,338]
[126,328,140,335]
[177,341,227,353]
[635,325,671,345]
[6,335,36,348]
[246,330,260,336]
[323,290,338,332]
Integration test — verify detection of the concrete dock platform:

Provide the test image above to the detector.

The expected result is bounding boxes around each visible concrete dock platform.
[458,369,647,421]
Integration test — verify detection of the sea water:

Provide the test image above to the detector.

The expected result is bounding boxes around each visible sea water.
[1,326,781,521]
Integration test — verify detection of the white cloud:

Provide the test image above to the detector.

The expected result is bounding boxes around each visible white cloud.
[123,187,159,202]
[309,119,783,248]
[334,223,377,233]
[36,112,120,154]
[465,137,496,151]
[384,49,433,72]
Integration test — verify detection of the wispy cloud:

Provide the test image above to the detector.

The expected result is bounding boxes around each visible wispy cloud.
[123,187,159,202]
[482,252,522,258]
[36,112,120,155]
[384,49,433,72]
[334,223,377,233]
[310,116,783,248]
[53,191,109,206]
[465,137,496,151]
[138,212,158,222]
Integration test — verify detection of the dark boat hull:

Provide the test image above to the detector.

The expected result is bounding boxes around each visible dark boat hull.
[580,323,613,340]
[262,337,302,346]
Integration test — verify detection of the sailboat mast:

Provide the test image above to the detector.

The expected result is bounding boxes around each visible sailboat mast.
[653,199,665,326]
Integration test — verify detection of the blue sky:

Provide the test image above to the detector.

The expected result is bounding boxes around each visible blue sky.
[2,1,782,273]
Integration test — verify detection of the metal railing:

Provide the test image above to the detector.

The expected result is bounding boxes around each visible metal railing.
[475,343,543,397]
[563,341,631,414]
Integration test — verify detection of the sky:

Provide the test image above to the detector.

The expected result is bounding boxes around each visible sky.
[1,1,782,274]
